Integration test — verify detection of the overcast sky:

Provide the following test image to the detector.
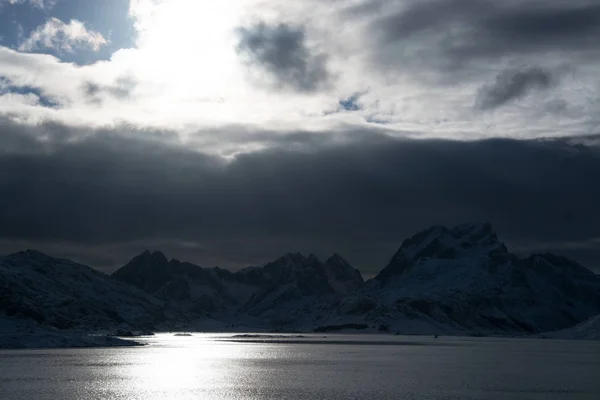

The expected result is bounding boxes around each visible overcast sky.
[1,0,600,274]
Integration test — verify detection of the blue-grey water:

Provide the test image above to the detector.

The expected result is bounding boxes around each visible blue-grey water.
[0,334,599,400]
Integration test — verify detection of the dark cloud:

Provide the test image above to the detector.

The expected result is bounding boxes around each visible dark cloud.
[83,76,137,103]
[377,0,489,43]
[369,0,600,70]
[1,118,600,273]
[235,22,330,92]
[485,2,600,46]
[476,67,555,110]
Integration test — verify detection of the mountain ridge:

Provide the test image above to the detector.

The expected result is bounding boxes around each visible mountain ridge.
[2,222,600,343]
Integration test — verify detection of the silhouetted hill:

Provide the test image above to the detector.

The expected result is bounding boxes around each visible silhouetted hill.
[2,223,600,341]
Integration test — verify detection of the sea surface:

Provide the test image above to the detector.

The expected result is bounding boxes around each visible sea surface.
[0,334,599,400]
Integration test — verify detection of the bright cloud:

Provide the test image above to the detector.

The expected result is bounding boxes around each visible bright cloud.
[19,18,108,53]
[0,0,56,9]
[0,0,599,147]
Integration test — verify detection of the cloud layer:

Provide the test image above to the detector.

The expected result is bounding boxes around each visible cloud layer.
[2,1,600,273]
[0,0,598,138]
[1,118,599,273]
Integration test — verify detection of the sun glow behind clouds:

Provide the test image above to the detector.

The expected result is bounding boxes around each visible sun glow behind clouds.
[2,0,598,143]
[0,0,353,132]
[104,0,333,129]
[128,0,245,99]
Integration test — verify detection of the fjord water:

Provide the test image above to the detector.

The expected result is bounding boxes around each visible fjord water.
[0,334,598,400]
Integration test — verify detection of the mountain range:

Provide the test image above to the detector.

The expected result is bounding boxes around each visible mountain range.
[1,222,599,345]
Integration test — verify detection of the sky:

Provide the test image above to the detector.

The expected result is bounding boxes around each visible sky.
[1,0,600,274]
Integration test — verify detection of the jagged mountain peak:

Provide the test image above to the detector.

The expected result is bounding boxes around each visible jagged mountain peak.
[243,251,365,315]
[324,253,365,288]
[111,250,174,294]
[0,249,169,331]
[136,250,169,264]
[396,222,504,258]
[377,222,508,283]
[326,253,349,265]
[451,221,499,244]
[4,241,598,337]
[399,222,499,251]
[270,252,320,268]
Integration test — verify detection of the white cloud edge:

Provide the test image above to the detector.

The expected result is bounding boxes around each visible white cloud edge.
[18,17,108,53]
[0,0,597,149]
[0,0,57,10]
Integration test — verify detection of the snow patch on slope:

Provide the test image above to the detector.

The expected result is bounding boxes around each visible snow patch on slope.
[544,314,600,340]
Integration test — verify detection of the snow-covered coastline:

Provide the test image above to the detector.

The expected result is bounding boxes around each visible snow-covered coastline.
[2,222,599,348]
[2,315,599,350]
[0,317,142,349]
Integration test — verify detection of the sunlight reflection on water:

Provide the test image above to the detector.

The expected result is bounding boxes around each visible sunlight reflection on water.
[0,334,599,400]
[125,339,252,399]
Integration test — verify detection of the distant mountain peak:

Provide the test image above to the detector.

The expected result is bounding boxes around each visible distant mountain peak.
[275,252,308,265]
[400,221,497,247]
[325,253,351,267]
[323,253,365,287]
[1,249,167,332]
[4,236,596,338]
[452,221,498,244]
[397,222,503,254]
[377,222,507,282]
[131,250,169,265]
[111,250,171,289]
[307,254,319,263]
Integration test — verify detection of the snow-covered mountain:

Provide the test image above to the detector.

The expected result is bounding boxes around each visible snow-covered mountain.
[111,250,256,314]
[0,250,181,332]
[111,250,364,326]
[241,253,364,316]
[544,313,600,340]
[3,222,599,344]
[352,223,600,334]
